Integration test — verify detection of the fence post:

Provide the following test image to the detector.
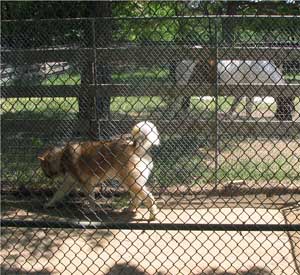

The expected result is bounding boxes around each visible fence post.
[94,1,112,139]
[175,2,190,113]
[78,19,95,138]
[211,17,220,187]
[78,2,113,139]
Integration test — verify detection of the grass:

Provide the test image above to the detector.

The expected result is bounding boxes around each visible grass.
[42,72,81,85]
[285,73,300,82]
[111,96,165,116]
[217,157,300,182]
[152,137,300,187]
[1,97,79,119]
[3,95,290,121]
[112,67,169,83]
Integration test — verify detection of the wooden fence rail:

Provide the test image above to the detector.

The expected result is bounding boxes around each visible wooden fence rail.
[1,20,300,139]
[2,83,300,99]
[1,46,299,65]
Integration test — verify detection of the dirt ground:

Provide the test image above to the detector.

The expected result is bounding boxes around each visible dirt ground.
[1,176,300,275]
[1,202,300,275]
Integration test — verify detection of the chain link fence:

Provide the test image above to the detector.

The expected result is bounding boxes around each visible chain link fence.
[1,2,300,274]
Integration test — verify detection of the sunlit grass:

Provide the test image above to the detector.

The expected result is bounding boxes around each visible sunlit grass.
[42,72,81,85]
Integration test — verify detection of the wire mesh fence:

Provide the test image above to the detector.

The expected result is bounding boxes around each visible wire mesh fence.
[1,2,300,274]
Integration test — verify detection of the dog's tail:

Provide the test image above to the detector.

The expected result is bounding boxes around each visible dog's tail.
[131,121,160,151]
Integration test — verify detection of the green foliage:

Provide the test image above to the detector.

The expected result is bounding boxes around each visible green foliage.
[2,1,299,21]
[2,2,299,45]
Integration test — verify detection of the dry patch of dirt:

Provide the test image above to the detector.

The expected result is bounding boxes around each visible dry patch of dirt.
[1,207,299,275]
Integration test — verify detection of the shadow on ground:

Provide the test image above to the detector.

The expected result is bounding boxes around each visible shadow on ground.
[1,191,136,224]
[1,266,51,275]
[105,263,274,275]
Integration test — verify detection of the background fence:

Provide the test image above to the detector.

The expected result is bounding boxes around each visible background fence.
[1,1,300,274]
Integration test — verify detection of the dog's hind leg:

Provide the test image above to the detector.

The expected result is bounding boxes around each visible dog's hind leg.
[136,186,158,221]
[124,176,158,221]
[80,182,99,208]
[76,177,107,212]
[143,190,158,221]
[44,174,75,208]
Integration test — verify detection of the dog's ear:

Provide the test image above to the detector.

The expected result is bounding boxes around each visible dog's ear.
[37,146,52,161]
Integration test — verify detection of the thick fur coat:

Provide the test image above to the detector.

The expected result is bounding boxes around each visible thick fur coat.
[38,121,160,220]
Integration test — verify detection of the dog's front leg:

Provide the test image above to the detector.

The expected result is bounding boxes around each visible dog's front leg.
[44,174,75,208]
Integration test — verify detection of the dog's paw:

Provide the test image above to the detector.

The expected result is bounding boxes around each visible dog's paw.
[148,206,159,221]
[148,213,156,221]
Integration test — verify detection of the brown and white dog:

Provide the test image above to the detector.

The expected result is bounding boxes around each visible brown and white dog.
[38,121,160,220]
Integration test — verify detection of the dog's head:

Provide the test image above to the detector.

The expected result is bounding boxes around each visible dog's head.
[38,146,64,178]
